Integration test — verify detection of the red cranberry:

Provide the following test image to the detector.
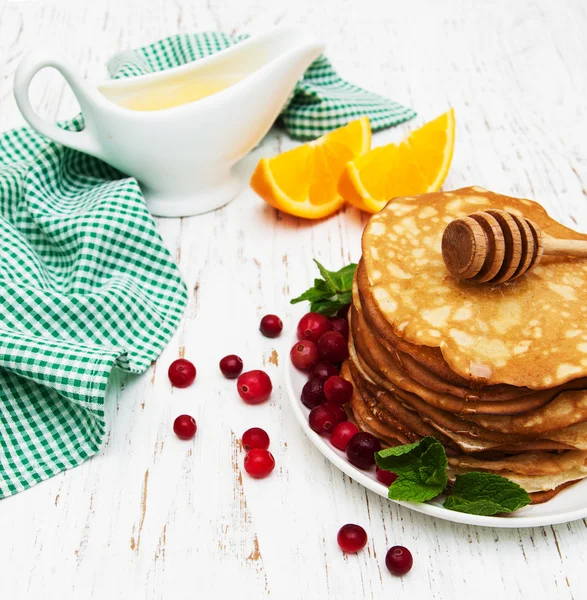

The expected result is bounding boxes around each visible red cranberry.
[337,304,351,319]
[329,316,349,340]
[237,370,272,404]
[301,378,326,409]
[219,354,243,379]
[385,546,413,576]
[317,331,349,363]
[242,427,270,452]
[308,403,337,435]
[324,375,353,405]
[290,340,319,370]
[337,524,368,553]
[346,432,381,470]
[244,449,275,478]
[330,422,359,451]
[328,402,347,426]
[309,360,339,381]
[376,467,398,486]
[173,414,197,440]
[168,358,196,388]
[260,314,283,338]
[297,312,332,343]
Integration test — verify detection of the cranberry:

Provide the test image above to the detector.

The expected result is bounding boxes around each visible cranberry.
[244,449,275,478]
[308,403,337,435]
[385,546,413,576]
[242,427,270,452]
[173,414,197,440]
[328,402,347,426]
[260,314,283,338]
[329,316,349,340]
[317,331,349,363]
[376,467,398,487]
[237,370,272,404]
[337,304,351,319]
[337,524,368,553]
[290,340,319,370]
[330,422,359,451]
[309,360,339,381]
[168,358,196,388]
[219,354,243,379]
[346,432,381,470]
[301,378,326,409]
[297,312,332,343]
[324,375,353,405]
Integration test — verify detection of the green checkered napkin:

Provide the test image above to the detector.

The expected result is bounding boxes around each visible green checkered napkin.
[0,118,188,499]
[0,32,415,499]
[107,32,416,140]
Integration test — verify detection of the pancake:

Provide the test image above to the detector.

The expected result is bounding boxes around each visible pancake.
[528,481,580,504]
[448,450,587,476]
[448,452,587,495]
[351,302,561,416]
[350,336,577,452]
[345,186,587,504]
[356,262,531,397]
[342,361,414,446]
[345,358,458,449]
[361,186,587,389]
[467,389,587,435]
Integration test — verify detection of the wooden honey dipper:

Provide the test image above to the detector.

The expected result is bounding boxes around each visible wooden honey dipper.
[441,209,587,284]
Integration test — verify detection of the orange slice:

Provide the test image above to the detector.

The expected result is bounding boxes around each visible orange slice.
[250,117,371,219]
[338,109,455,213]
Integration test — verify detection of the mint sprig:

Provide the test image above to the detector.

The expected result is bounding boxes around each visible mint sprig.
[444,472,531,516]
[290,260,356,316]
[375,437,448,502]
[375,438,531,516]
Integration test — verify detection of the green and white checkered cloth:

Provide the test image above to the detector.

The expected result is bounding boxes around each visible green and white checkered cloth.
[0,32,414,499]
[107,32,416,140]
[0,118,188,499]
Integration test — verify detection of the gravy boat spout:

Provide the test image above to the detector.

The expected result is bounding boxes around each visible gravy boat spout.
[14,28,325,216]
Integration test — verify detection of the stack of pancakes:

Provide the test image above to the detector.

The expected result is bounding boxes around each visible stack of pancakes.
[344,187,587,503]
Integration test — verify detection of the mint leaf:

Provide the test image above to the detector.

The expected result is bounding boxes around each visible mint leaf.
[314,260,339,293]
[376,438,531,516]
[443,472,531,516]
[376,437,447,503]
[311,299,345,316]
[290,262,357,316]
[335,264,357,290]
[382,470,444,502]
[418,442,448,487]
[290,287,331,305]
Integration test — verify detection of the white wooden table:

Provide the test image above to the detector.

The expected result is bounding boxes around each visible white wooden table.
[1,1,587,598]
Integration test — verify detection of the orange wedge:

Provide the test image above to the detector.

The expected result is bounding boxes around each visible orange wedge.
[338,109,455,213]
[250,117,371,219]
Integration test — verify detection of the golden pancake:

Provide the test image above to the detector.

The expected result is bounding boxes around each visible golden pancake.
[350,336,576,452]
[342,361,412,446]
[467,389,587,435]
[448,450,587,476]
[351,303,561,416]
[448,453,587,494]
[356,262,531,398]
[345,358,458,449]
[361,186,587,388]
[528,481,580,504]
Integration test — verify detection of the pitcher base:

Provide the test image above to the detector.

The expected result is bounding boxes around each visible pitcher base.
[142,177,243,217]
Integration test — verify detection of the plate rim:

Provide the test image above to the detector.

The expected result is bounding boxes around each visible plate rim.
[284,330,587,528]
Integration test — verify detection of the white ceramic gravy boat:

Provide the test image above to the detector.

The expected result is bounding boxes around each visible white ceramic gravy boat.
[14,28,324,216]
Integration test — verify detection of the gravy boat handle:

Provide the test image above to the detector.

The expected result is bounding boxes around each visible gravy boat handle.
[14,51,103,159]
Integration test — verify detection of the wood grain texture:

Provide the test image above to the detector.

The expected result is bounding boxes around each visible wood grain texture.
[1,0,587,598]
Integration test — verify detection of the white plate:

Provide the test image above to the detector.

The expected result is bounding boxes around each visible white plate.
[285,331,587,528]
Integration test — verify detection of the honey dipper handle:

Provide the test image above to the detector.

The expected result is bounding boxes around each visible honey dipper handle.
[543,237,587,258]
